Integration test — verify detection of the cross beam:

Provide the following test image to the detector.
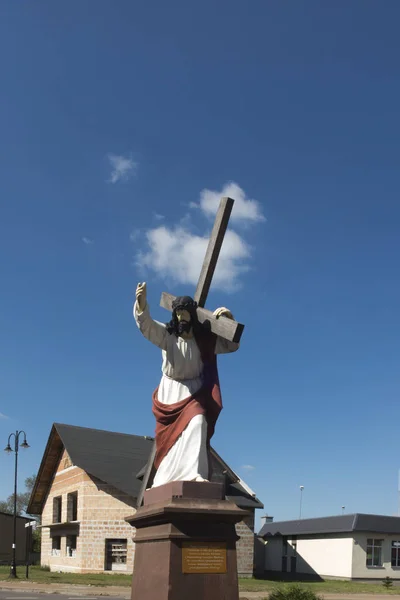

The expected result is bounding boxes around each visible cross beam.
[160,292,244,343]
[159,197,245,344]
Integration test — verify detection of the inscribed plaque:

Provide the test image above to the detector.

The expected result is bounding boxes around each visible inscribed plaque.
[182,541,227,574]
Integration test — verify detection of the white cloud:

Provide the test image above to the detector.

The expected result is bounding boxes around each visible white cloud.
[82,237,94,245]
[134,182,263,292]
[136,226,250,292]
[195,182,265,224]
[107,153,137,183]
[0,412,8,419]
[153,213,165,221]
[241,464,256,471]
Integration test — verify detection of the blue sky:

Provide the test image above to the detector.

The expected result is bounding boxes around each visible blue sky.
[1,1,400,528]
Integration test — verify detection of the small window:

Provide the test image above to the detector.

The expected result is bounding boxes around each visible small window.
[66,535,77,558]
[366,538,383,567]
[53,496,62,523]
[51,536,61,557]
[392,541,400,567]
[67,492,78,522]
[105,539,128,571]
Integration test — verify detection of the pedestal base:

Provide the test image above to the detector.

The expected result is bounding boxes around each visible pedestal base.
[126,481,248,600]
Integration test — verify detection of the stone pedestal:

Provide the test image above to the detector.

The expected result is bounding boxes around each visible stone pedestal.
[126,481,248,600]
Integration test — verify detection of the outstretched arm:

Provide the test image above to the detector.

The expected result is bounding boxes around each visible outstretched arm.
[213,307,240,354]
[134,282,167,350]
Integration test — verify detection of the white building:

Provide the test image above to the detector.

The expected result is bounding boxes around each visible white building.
[258,514,400,580]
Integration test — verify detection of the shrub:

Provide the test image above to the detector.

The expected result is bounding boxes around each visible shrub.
[268,586,323,600]
[382,576,393,589]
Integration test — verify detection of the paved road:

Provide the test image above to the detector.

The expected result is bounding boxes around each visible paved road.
[0,591,122,600]
[2,586,400,600]
[0,591,128,600]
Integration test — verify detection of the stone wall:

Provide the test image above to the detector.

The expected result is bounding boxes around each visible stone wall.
[235,511,255,577]
[41,449,137,573]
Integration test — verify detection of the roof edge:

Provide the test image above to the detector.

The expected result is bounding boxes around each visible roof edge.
[27,424,63,515]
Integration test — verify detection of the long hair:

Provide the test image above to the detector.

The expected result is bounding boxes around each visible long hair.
[166,296,203,337]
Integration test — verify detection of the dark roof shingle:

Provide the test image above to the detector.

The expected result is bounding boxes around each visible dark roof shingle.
[54,423,153,499]
[259,514,400,538]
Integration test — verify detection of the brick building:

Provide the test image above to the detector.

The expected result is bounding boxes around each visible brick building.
[28,423,263,576]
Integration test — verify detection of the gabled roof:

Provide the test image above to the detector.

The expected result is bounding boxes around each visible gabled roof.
[259,513,400,538]
[28,423,263,514]
[28,423,153,514]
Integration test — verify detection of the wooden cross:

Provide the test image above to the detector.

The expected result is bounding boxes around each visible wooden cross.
[136,197,244,506]
[160,196,244,343]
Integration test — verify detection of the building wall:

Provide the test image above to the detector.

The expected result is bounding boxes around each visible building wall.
[263,534,353,579]
[235,511,255,577]
[41,449,137,573]
[294,535,353,579]
[0,513,29,565]
[352,532,400,579]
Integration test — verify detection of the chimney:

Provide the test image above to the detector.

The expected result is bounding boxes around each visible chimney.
[260,515,274,526]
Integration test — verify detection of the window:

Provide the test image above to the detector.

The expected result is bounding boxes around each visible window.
[53,496,62,523]
[366,538,383,567]
[67,492,78,522]
[51,536,61,557]
[66,535,77,558]
[392,541,400,567]
[105,539,128,571]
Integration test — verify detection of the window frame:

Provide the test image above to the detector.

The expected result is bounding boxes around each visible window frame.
[105,538,128,571]
[67,491,78,522]
[366,538,383,567]
[52,496,62,524]
[66,534,77,558]
[392,540,400,567]
[51,535,61,557]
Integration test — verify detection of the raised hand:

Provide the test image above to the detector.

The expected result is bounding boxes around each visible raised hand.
[213,307,234,320]
[136,282,147,313]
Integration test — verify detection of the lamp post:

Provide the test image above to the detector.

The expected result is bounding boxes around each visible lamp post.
[299,485,304,519]
[342,506,345,515]
[4,431,30,578]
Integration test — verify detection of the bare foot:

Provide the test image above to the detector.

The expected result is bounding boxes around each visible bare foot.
[193,475,209,482]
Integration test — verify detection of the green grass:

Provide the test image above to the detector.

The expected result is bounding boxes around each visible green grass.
[0,566,131,586]
[238,577,400,594]
[1,566,400,594]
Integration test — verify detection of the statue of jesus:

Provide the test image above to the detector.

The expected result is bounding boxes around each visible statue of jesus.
[134,282,239,488]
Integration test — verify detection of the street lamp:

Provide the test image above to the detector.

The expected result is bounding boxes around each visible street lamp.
[342,506,345,515]
[299,485,304,519]
[4,431,30,578]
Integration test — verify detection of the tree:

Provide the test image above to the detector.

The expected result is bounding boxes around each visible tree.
[0,474,37,516]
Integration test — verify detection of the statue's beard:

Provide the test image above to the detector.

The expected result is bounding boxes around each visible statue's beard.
[177,321,192,335]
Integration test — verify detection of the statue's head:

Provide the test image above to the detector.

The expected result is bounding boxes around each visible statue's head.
[167,296,199,337]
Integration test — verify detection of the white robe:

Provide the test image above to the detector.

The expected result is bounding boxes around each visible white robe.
[134,302,238,487]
